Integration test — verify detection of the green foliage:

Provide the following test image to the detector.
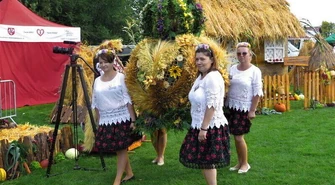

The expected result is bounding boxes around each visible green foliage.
[320,21,335,38]
[135,106,191,134]
[294,89,302,95]
[122,19,141,45]
[141,0,205,40]
[5,101,335,185]
[54,152,66,164]
[29,161,41,170]
[19,0,52,20]
[19,0,139,45]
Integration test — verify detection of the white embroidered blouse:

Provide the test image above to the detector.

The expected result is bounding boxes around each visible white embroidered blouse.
[188,71,228,129]
[225,64,263,112]
[91,72,132,125]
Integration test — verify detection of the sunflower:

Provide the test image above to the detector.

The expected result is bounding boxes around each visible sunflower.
[169,65,182,79]
[143,75,156,88]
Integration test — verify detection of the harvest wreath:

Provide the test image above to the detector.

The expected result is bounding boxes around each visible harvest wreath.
[125,34,229,133]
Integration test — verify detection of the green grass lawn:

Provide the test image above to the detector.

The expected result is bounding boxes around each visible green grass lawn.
[1,101,335,185]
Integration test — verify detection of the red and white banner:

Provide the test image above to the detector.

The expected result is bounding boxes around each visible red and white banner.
[0,24,81,42]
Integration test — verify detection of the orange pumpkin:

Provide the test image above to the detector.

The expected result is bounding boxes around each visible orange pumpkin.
[274,103,286,112]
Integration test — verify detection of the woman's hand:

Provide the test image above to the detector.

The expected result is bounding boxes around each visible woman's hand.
[248,110,256,120]
[198,130,207,142]
[130,122,136,130]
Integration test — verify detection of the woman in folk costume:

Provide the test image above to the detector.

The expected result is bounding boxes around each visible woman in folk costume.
[225,42,263,174]
[92,49,136,185]
[179,44,230,185]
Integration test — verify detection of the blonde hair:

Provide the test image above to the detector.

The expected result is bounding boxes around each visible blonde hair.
[236,42,255,56]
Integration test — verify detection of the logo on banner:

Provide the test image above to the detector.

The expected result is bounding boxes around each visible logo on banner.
[8,28,15,35]
[37,29,45,36]
[65,30,74,36]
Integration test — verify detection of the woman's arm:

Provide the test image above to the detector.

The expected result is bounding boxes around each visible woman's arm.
[248,95,260,119]
[198,107,215,141]
[127,103,136,129]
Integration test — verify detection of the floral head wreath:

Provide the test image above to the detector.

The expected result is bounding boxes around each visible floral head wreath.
[236,42,251,48]
[97,48,115,55]
[195,43,212,53]
[96,49,124,73]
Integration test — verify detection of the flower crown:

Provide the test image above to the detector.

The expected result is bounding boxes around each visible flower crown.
[236,42,251,48]
[195,44,212,53]
[97,49,115,56]
[96,48,124,73]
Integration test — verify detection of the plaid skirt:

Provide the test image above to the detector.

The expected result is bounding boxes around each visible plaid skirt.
[179,125,230,169]
[225,108,252,135]
[95,120,135,153]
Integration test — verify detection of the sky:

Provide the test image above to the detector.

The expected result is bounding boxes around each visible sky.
[286,0,335,26]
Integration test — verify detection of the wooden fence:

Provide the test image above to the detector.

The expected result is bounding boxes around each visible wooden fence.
[304,72,335,108]
[260,74,290,110]
[289,66,305,92]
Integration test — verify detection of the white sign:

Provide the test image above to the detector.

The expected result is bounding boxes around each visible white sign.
[0,24,81,42]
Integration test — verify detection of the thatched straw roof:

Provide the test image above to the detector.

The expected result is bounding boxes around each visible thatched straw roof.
[199,0,305,42]
[298,40,314,56]
[308,34,335,71]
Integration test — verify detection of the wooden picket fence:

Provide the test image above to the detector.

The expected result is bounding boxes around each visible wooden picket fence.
[260,74,290,110]
[303,72,335,108]
[289,66,306,92]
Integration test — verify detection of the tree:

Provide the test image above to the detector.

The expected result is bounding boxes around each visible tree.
[122,0,149,44]
[19,0,139,45]
[320,21,335,38]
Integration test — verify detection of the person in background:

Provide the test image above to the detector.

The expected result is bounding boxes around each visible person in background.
[92,49,136,185]
[151,129,167,166]
[179,44,230,185]
[225,42,263,174]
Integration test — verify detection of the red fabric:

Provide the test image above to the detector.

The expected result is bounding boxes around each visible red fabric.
[0,0,76,107]
[0,42,70,107]
[0,0,66,26]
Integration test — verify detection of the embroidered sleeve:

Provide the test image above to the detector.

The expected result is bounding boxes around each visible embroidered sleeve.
[252,67,264,97]
[205,72,223,110]
[120,73,132,104]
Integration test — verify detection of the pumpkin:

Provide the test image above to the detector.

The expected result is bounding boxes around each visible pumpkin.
[0,168,6,181]
[65,148,79,159]
[274,103,286,112]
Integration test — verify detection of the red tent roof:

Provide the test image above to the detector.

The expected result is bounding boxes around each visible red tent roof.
[0,0,79,108]
[0,0,66,27]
